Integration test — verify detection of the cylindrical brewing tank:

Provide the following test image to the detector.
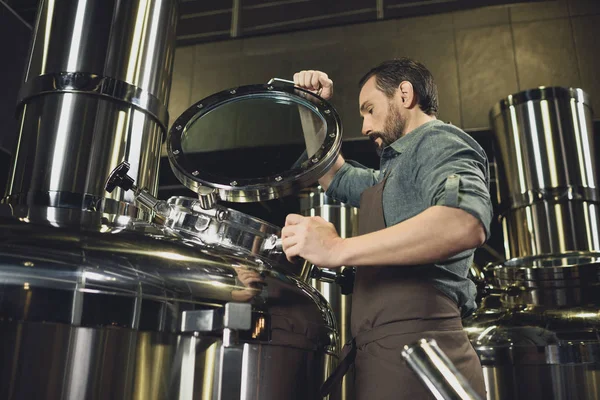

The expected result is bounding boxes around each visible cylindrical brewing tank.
[3,0,178,228]
[464,88,600,400]
[465,253,600,400]
[0,1,341,399]
[490,87,599,259]
[300,186,358,400]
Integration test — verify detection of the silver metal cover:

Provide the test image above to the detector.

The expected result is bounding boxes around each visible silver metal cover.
[167,83,342,202]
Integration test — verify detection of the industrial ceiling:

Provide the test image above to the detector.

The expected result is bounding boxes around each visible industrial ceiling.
[7,0,547,45]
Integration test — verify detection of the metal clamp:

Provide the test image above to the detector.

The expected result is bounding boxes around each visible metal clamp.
[19,72,169,132]
[504,186,600,211]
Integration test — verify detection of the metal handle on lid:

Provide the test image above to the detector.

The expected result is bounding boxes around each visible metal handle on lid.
[267,77,295,87]
[268,77,323,96]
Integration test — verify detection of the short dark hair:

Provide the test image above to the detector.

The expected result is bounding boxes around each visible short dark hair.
[358,58,439,116]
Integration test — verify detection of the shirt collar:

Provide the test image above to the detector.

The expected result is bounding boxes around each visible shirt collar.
[384,119,444,156]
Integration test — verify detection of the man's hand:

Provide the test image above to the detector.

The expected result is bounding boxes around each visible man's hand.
[281,214,345,268]
[293,70,334,100]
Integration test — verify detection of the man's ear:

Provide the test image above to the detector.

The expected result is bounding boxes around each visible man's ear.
[398,81,416,109]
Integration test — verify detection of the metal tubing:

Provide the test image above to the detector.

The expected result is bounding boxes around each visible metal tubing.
[402,338,483,400]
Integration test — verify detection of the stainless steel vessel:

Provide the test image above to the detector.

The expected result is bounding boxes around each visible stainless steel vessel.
[466,252,600,400]
[490,87,599,259]
[3,0,178,228]
[0,216,338,400]
[464,88,600,400]
[0,1,345,398]
[299,186,358,400]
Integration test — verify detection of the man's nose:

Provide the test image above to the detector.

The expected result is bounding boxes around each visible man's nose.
[361,120,372,136]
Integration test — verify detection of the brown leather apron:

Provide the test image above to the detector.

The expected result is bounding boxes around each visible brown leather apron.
[322,176,486,400]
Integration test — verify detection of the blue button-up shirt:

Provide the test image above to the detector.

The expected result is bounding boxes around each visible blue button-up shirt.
[326,120,493,316]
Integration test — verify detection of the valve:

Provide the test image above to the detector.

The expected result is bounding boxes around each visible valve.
[311,266,355,295]
[105,161,170,218]
[105,161,135,193]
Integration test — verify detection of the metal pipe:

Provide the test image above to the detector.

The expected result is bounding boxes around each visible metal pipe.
[3,0,178,229]
[402,338,483,400]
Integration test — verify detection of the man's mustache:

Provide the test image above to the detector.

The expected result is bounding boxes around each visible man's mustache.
[369,132,385,142]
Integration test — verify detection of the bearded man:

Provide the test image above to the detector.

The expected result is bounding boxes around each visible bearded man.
[281,58,492,399]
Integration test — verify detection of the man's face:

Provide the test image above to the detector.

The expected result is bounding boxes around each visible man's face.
[359,76,406,156]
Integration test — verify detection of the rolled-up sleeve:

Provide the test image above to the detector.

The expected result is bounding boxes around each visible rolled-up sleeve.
[325,160,380,208]
[413,131,493,240]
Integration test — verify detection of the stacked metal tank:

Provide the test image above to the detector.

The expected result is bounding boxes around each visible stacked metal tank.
[299,187,359,400]
[0,1,340,399]
[464,87,600,399]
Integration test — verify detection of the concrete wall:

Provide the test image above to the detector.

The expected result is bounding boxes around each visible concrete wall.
[167,0,600,150]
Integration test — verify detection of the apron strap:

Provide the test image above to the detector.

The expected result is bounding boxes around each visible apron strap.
[319,339,356,397]
[354,317,463,348]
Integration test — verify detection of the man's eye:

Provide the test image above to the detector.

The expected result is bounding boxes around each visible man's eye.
[368,108,373,114]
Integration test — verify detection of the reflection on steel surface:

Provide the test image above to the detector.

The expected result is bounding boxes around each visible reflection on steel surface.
[402,338,483,400]
[3,0,178,229]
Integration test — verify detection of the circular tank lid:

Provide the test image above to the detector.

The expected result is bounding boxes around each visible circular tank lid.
[490,86,590,119]
[167,80,342,203]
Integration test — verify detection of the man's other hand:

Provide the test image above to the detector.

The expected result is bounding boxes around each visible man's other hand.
[281,213,344,268]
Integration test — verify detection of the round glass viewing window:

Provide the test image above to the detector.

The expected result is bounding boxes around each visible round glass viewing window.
[168,82,342,202]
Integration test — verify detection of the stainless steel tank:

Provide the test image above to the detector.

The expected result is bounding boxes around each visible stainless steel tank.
[299,187,358,400]
[465,252,600,400]
[0,216,338,400]
[464,87,600,400]
[490,87,599,259]
[0,1,346,398]
[3,0,178,229]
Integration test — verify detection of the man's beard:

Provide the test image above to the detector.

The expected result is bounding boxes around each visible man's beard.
[369,103,406,157]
